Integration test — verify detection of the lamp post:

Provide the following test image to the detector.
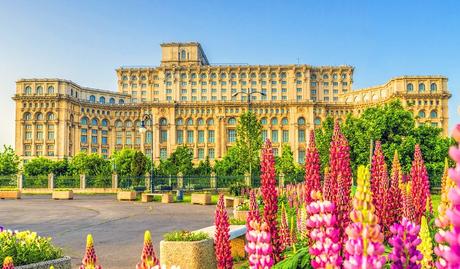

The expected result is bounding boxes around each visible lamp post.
[138,114,154,193]
[232,89,266,184]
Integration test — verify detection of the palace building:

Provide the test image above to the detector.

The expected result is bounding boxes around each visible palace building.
[13,42,451,163]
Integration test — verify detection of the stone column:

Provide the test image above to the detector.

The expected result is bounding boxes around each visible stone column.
[17,174,23,190]
[48,173,54,189]
[145,173,151,191]
[112,173,118,189]
[278,172,285,188]
[244,172,251,187]
[177,172,184,189]
[80,174,86,189]
[210,172,217,189]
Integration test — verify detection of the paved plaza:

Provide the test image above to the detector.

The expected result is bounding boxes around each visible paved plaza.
[0,195,217,268]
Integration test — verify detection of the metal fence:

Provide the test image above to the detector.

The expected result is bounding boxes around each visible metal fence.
[118,176,146,189]
[86,175,112,188]
[54,175,80,189]
[216,175,246,188]
[0,175,17,188]
[23,175,48,188]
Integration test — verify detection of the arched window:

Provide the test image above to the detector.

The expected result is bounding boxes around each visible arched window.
[191,73,197,79]
[281,117,288,125]
[186,118,194,126]
[89,95,96,103]
[207,118,214,125]
[430,83,437,92]
[261,117,267,125]
[430,110,438,118]
[24,86,32,95]
[260,73,267,78]
[36,86,43,94]
[81,117,88,125]
[135,120,141,128]
[99,96,106,104]
[47,86,54,94]
[250,73,257,78]
[47,113,55,121]
[180,73,187,79]
[119,99,125,104]
[418,110,426,118]
[418,83,425,92]
[314,117,321,125]
[176,118,183,126]
[228,117,237,125]
[91,118,98,126]
[197,118,204,125]
[131,75,137,81]
[311,74,317,80]
[322,74,329,79]
[271,118,278,125]
[115,120,122,128]
[220,73,227,79]
[125,120,132,128]
[23,112,31,120]
[211,73,217,79]
[122,75,128,81]
[332,74,338,80]
[200,73,207,79]
[109,98,115,104]
[280,72,287,78]
[296,72,302,78]
[159,118,168,126]
[240,73,247,79]
[102,119,108,127]
[35,112,43,120]
[141,75,146,81]
[271,73,277,78]
[341,73,347,79]
[180,50,186,60]
[297,117,305,125]
[407,83,413,92]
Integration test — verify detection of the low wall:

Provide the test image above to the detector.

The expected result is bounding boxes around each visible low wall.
[21,188,117,194]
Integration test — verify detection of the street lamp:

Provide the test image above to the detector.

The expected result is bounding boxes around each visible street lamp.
[232,89,266,184]
[138,114,154,193]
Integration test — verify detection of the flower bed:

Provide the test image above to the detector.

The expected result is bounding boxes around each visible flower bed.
[0,188,21,199]
[0,230,63,267]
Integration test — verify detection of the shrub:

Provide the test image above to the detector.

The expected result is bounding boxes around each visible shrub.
[163,231,209,241]
[0,230,63,266]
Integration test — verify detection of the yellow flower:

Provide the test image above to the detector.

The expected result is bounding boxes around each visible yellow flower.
[417,216,433,268]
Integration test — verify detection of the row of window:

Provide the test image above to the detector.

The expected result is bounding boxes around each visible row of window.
[407,83,437,93]
[121,72,349,81]
[24,124,55,140]
[23,112,55,121]
[23,144,55,157]
[417,110,438,118]
[88,95,125,104]
[23,86,54,95]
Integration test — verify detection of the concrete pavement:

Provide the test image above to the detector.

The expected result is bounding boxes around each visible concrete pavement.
[0,194,217,268]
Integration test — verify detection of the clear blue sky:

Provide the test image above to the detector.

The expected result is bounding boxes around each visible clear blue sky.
[0,0,459,146]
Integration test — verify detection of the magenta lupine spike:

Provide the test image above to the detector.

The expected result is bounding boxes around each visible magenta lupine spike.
[371,141,390,228]
[305,130,322,205]
[383,151,403,237]
[245,220,274,269]
[306,191,342,268]
[214,194,233,269]
[279,204,292,252]
[136,231,159,269]
[260,139,281,262]
[410,144,430,224]
[435,124,460,269]
[401,183,417,223]
[328,121,352,240]
[323,167,333,202]
[388,218,423,269]
[80,234,102,269]
[247,189,260,230]
[2,257,14,269]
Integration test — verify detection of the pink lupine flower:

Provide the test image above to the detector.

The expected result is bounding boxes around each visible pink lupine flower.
[279,204,292,252]
[260,139,281,261]
[388,218,423,269]
[2,257,14,269]
[306,191,342,268]
[410,144,430,224]
[80,234,102,269]
[305,130,321,205]
[247,189,260,230]
[214,194,233,269]
[136,230,159,269]
[245,220,275,269]
[371,141,390,228]
[435,124,460,268]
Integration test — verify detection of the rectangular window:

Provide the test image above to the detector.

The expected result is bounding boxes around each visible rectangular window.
[296,80,302,84]
[323,82,329,86]
[126,133,132,145]
[176,130,183,144]
[324,89,329,94]
[273,148,279,156]
[298,150,305,163]
[36,131,43,140]
[227,129,236,143]
[271,130,279,143]
[160,148,167,159]
[160,130,168,143]
[282,96,287,100]
[333,89,338,94]
[208,148,215,160]
[311,82,317,86]
[187,130,194,143]
[271,96,277,100]
[198,130,205,143]
[116,131,122,145]
[101,136,107,145]
[342,82,348,86]
[208,130,215,143]
[282,130,289,143]
[324,97,329,101]
[333,82,339,86]
[135,135,141,145]
[25,132,32,140]
[81,134,87,144]
[271,88,277,93]
[47,131,54,140]
[221,81,227,86]
[262,130,268,141]
[198,148,205,160]
[298,129,305,142]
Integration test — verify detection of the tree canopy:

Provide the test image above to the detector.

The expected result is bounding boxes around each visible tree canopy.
[0,146,20,176]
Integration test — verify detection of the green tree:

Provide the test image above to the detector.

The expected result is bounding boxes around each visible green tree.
[70,152,111,176]
[111,149,149,177]
[275,144,295,175]
[51,158,70,177]
[24,157,55,176]
[155,146,194,176]
[235,111,263,176]
[315,100,452,181]
[0,145,20,176]
[193,156,212,176]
